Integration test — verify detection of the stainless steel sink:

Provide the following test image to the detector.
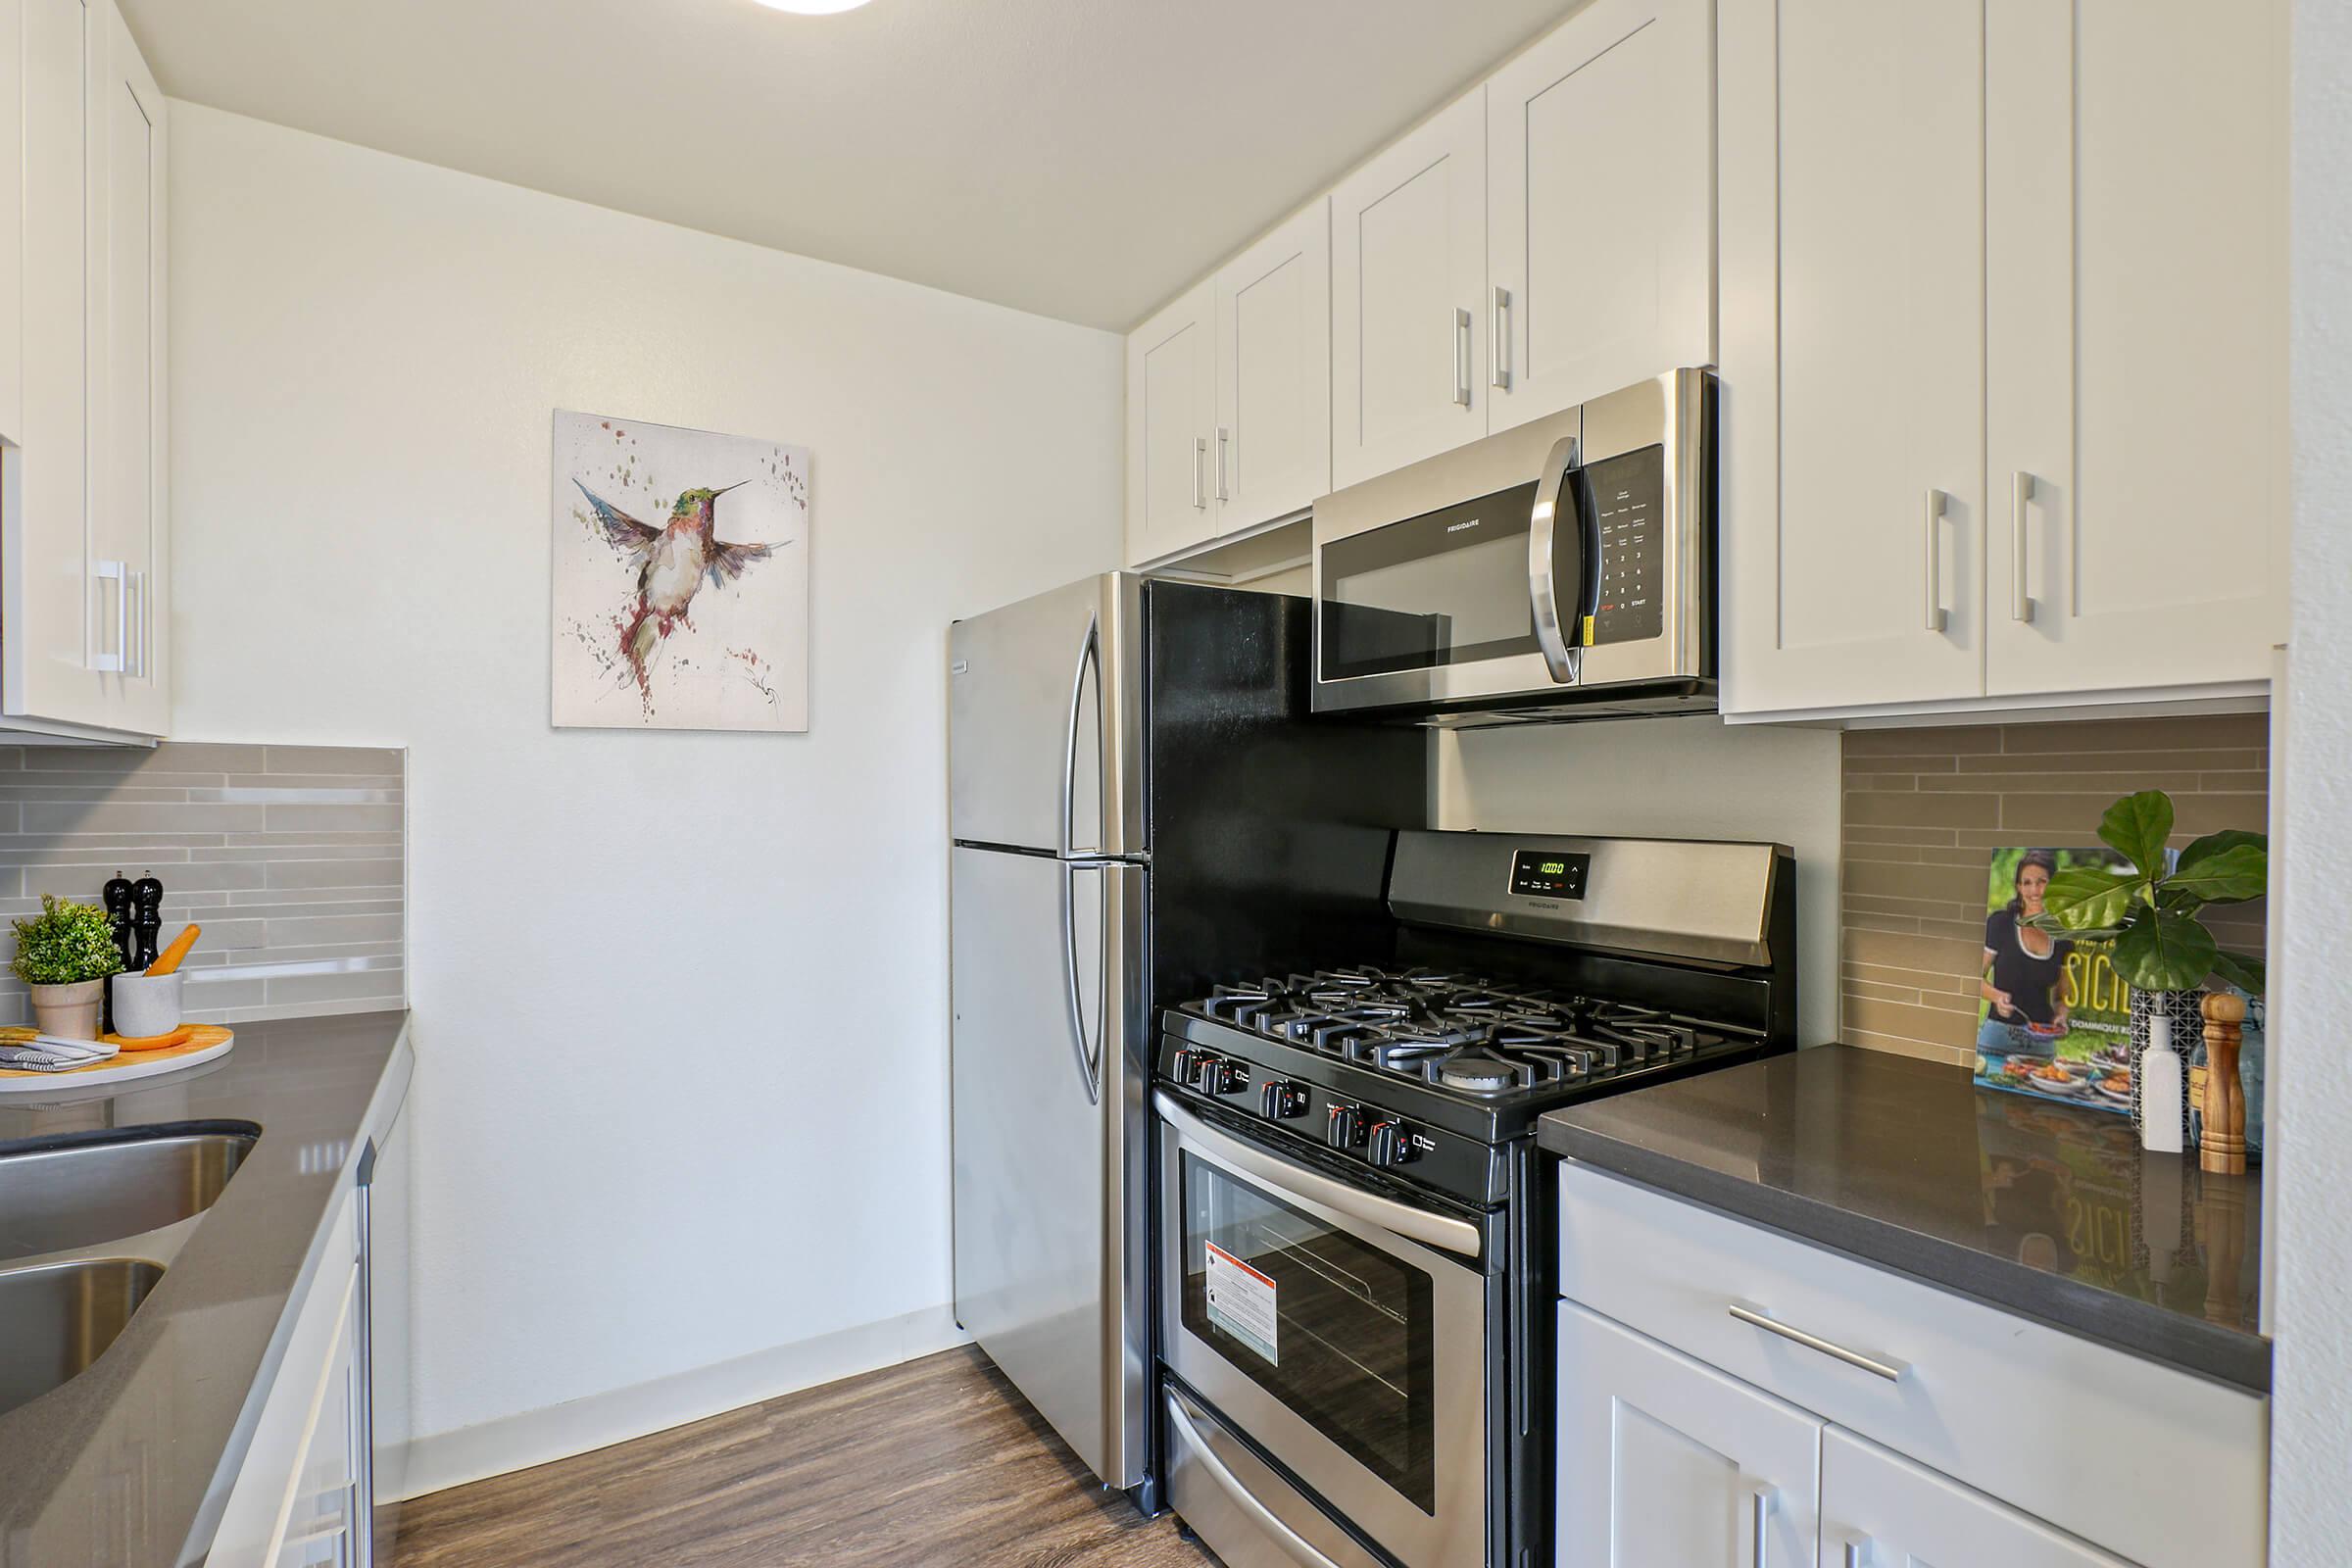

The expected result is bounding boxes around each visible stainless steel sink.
[0,1256,165,1415]
[0,1129,258,1265]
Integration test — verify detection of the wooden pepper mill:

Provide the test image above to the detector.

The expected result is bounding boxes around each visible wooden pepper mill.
[2199,992,2248,1175]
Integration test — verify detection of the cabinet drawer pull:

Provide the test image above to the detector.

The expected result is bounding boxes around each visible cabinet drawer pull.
[1215,426,1230,503]
[1492,287,1511,391]
[1844,1541,1866,1568]
[1921,488,1946,634]
[1751,1486,1772,1568]
[90,560,127,673]
[2011,470,2035,623]
[1452,307,1473,407]
[1730,1300,1909,1382]
[1192,436,1206,512]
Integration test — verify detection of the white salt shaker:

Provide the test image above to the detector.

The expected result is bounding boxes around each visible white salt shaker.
[2140,1013,2184,1154]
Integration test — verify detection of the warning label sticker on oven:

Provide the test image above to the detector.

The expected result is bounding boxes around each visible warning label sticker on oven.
[1204,1242,1279,1366]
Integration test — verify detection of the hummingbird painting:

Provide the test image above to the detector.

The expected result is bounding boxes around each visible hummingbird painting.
[573,478,786,696]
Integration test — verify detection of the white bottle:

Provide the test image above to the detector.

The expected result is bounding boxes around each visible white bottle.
[2140,1013,2184,1154]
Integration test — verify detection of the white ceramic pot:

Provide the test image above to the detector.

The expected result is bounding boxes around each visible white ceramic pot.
[27,978,106,1041]
[110,971,183,1039]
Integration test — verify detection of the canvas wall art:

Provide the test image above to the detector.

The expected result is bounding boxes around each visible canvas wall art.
[551,412,810,731]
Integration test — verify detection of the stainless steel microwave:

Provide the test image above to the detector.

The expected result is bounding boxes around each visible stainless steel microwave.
[1310,368,1717,726]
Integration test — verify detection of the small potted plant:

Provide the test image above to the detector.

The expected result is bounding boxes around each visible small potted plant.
[9,894,126,1040]
[2029,789,2266,1136]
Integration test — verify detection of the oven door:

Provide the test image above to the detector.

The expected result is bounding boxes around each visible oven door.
[1156,1093,1488,1568]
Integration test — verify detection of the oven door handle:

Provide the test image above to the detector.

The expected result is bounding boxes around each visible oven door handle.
[1528,432,1585,685]
[1154,1092,1483,1260]
[1166,1387,1354,1568]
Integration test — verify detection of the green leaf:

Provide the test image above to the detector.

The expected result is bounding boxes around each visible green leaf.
[2097,790,2176,878]
[2161,843,2269,906]
[2110,906,2222,993]
[2210,950,2268,997]
[2177,828,2267,874]
[2039,865,2140,931]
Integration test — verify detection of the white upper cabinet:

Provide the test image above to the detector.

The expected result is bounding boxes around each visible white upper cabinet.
[1823,1427,2132,1568]
[1124,279,1217,566]
[1982,0,2288,698]
[1722,0,1986,714]
[1487,0,1715,434]
[1330,90,1488,490]
[1,0,168,741]
[1556,1301,1822,1568]
[1214,199,1330,534]
[1724,0,2287,719]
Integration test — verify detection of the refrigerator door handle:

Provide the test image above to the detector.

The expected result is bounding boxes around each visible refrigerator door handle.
[1060,863,1102,1106]
[1058,612,1101,858]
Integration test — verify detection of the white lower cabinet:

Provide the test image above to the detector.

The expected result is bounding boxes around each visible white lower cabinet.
[1556,1301,1820,1568]
[1824,1426,2131,1568]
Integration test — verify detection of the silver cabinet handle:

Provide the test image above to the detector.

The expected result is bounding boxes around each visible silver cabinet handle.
[1452,307,1473,407]
[1730,1301,1910,1382]
[1191,436,1206,511]
[126,570,144,678]
[1491,286,1511,391]
[2011,470,2035,623]
[1215,426,1230,503]
[90,560,127,672]
[1844,1542,1865,1568]
[1921,488,1946,633]
[1751,1486,1772,1568]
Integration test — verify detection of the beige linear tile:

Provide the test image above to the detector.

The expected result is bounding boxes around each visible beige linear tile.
[1843,1029,1976,1067]
[1845,926,1983,973]
[1996,714,2269,753]
[1843,755,1957,775]
[1845,791,2001,829]
[1844,995,1978,1050]
[1841,824,1961,848]
[1847,776,1920,792]
[1919,770,2215,794]
[1845,858,1985,903]
[1846,725,2004,757]
[1843,910,1923,935]
[1841,843,1926,864]
[1958,748,2265,774]
[266,858,403,890]
[20,802,262,836]
[1844,959,1979,996]
[264,745,405,775]
[1845,980,1924,1005]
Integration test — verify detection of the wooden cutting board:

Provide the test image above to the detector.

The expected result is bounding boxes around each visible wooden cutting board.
[0,1025,234,1091]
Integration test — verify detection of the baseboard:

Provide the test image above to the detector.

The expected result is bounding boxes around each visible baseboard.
[391,1303,970,1501]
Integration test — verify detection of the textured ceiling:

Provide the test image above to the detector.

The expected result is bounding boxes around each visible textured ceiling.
[121,0,1576,330]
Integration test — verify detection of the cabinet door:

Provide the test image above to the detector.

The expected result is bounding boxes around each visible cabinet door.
[0,0,24,446]
[1823,1427,2133,1568]
[1330,90,1487,489]
[1984,0,2286,697]
[1124,279,1217,565]
[1487,0,1714,434]
[5,0,112,728]
[1558,1302,1821,1568]
[92,0,167,735]
[1719,0,1985,715]
[1213,199,1330,534]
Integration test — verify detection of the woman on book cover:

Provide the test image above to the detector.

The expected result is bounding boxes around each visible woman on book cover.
[1979,850,2077,1059]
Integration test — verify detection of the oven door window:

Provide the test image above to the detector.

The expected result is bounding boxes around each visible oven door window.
[1177,1151,1438,1512]
[1319,481,1542,681]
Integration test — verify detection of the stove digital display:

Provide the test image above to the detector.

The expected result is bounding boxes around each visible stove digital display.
[1509,849,1590,900]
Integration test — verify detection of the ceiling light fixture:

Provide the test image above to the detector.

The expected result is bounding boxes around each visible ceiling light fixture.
[753,0,873,12]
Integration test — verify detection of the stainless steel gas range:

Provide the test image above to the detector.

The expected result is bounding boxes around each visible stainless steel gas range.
[1153,830,1796,1568]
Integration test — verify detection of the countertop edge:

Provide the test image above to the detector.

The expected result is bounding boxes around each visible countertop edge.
[1537,1112,2273,1396]
[176,1017,415,1568]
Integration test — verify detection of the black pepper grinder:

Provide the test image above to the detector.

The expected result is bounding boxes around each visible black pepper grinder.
[130,873,165,972]
[103,872,137,972]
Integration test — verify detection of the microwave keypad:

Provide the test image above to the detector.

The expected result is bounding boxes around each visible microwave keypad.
[1583,445,1666,646]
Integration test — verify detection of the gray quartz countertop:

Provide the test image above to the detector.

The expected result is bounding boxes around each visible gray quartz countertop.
[1538,1043,2268,1393]
[0,1008,412,1568]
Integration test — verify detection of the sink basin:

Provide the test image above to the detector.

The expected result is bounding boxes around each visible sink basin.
[0,1257,165,1415]
[0,1128,258,1264]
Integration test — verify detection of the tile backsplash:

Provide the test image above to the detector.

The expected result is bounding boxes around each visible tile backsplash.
[0,742,405,1026]
[1841,715,2268,1065]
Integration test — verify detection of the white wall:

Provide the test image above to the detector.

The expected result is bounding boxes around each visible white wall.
[2272,0,2352,1551]
[167,104,1123,1482]
[1435,718,1842,1045]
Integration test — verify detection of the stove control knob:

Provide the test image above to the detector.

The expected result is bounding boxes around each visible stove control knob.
[1259,1081,1308,1120]
[1325,1104,1367,1151]
[1199,1057,1246,1095]
[1171,1048,1207,1085]
[1365,1120,1419,1168]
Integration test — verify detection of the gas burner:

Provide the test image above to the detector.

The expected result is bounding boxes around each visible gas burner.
[1436,1048,1524,1093]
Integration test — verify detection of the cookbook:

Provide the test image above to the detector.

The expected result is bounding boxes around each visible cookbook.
[1972,846,2135,1113]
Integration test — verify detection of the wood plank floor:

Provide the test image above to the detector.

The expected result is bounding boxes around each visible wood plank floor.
[392,1347,1218,1566]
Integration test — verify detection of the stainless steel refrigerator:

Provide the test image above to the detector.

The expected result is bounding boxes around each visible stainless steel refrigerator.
[948,573,1424,1499]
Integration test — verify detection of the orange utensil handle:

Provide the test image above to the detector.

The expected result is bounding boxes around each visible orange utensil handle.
[146,924,201,977]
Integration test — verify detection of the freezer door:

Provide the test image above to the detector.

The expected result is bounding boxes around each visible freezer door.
[948,574,1144,857]
[950,845,1148,1489]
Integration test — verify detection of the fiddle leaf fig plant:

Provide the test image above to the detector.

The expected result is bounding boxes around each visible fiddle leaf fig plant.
[7,895,126,988]
[2029,790,2267,996]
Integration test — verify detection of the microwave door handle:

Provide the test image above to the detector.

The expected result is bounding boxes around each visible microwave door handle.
[1528,433,1583,684]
